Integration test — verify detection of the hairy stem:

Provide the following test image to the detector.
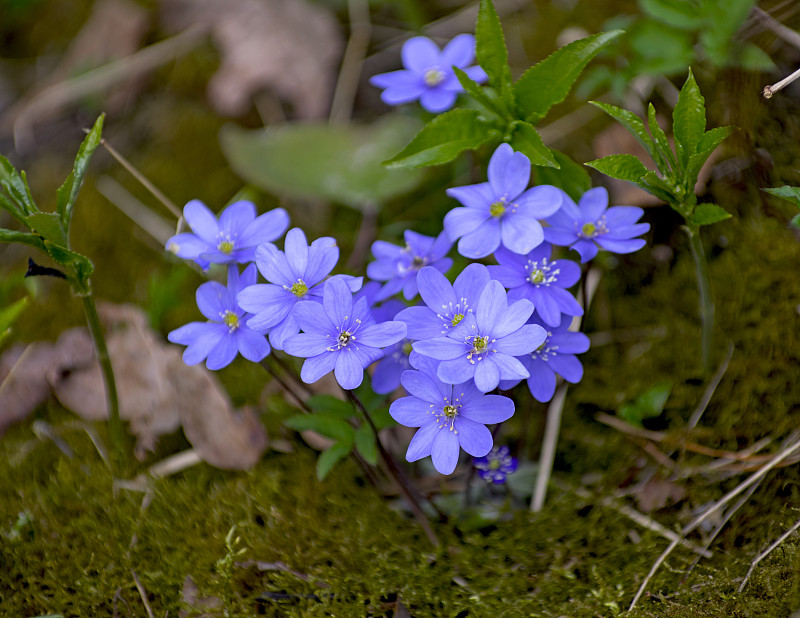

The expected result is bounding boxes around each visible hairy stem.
[81,294,128,467]
[687,228,714,372]
[346,390,440,548]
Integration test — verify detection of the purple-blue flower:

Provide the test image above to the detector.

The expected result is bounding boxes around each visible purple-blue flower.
[444,144,563,258]
[237,228,361,350]
[168,264,270,370]
[499,318,590,402]
[544,187,650,262]
[366,230,453,301]
[474,445,518,484]
[488,242,583,327]
[166,200,289,270]
[283,277,406,390]
[370,34,487,113]
[412,280,547,392]
[390,358,514,475]
[395,263,490,340]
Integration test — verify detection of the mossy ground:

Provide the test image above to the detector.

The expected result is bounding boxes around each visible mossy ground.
[2,216,799,617]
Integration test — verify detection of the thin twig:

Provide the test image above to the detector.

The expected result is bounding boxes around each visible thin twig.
[329,0,371,125]
[566,482,711,558]
[531,383,567,512]
[739,516,800,592]
[687,341,734,430]
[131,570,156,618]
[98,137,182,219]
[629,437,800,611]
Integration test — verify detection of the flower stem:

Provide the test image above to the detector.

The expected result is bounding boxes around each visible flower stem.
[259,357,312,414]
[687,227,714,372]
[80,294,128,468]
[345,390,441,548]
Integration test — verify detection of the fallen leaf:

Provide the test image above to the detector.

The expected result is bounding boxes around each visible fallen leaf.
[0,342,56,436]
[161,0,343,118]
[632,476,686,513]
[179,575,220,618]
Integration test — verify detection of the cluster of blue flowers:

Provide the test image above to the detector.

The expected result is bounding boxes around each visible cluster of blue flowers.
[166,34,650,478]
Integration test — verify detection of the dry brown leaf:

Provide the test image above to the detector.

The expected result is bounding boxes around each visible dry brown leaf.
[44,302,267,469]
[161,0,343,117]
[179,575,220,618]
[0,342,56,436]
[633,476,686,513]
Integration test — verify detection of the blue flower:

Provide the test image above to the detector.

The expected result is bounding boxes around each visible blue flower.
[544,187,650,262]
[366,230,453,301]
[283,277,407,390]
[499,318,590,402]
[474,445,518,484]
[370,34,487,113]
[390,357,514,475]
[237,228,361,350]
[444,144,563,258]
[412,280,547,392]
[168,264,270,370]
[166,200,289,270]
[488,242,583,327]
[395,263,490,340]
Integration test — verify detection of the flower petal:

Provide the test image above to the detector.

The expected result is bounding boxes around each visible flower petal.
[494,323,546,355]
[238,284,293,329]
[292,300,333,334]
[402,36,441,73]
[453,263,491,308]
[473,359,501,392]
[417,266,457,311]
[420,88,458,113]
[218,201,255,240]
[413,337,465,361]
[547,353,584,383]
[236,328,270,362]
[196,281,230,321]
[488,144,530,198]
[183,200,219,245]
[527,362,556,402]
[501,213,544,255]
[456,418,493,457]
[405,422,438,462]
[460,394,514,424]
[431,429,460,474]
[595,237,646,254]
[441,33,476,68]
[436,356,474,384]
[578,186,609,221]
[238,207,290,247]
[396,306,447,339]
[476,280,509,332]
[255,243,294,285]
[304,237,339,285]
[166,233,208,260]
[358,321,407,348]
[323,276,353,326]
[400,369,449,404]
[458,219,500,258]
[283,228,309,280]
[206,333,238,370]
[334,349,365,390]
[300,351,338,384]
[390,396,434,427]
[283,332,332,357]
[491,297,533,339]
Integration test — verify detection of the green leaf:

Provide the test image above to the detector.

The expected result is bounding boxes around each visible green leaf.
[737,42,775,72]
[369,405,395,431]
[509,122,558,168]
[533,149,592,202]
[306,395,354,420]
[763,185,800,207]
[383,109,498,168]
[284,414,355,444]
[629,22,694,76]
[688,203,730,227]
[585,154,649,183]
[60,114,104,233]
[453,66,504,117]
[475,0,513,105]
[42,242,94,288]
[0,228,46,251]
[316,441,352,481]
[791,213,800,228]
[354,425,378,466]
[0,156,37,218]
[647,103,676,171]
[640,171,678,204]
[590,101,657,162]
[0,296,28,346]
[24,212,68,246]
[638,0,705,29]
[514,30,623,123]
[672,69,706,169]
[618,381,671,427]
[221,115,425,209]
[696,126,735,154]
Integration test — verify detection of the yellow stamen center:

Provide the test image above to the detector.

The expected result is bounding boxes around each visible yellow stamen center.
[581,222,597,238]
[424,68,445,86]
[530,269,545,284]
[218,240,235,255]
[489,201,506,218]
[451,313,465,326]
[223,310,239,331]
[443,405,458,418]
[290,280,308,298]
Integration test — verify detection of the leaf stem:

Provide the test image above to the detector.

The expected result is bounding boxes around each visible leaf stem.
[686,227,714,372]
[345,389,440,548]
[80,294,128,468]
